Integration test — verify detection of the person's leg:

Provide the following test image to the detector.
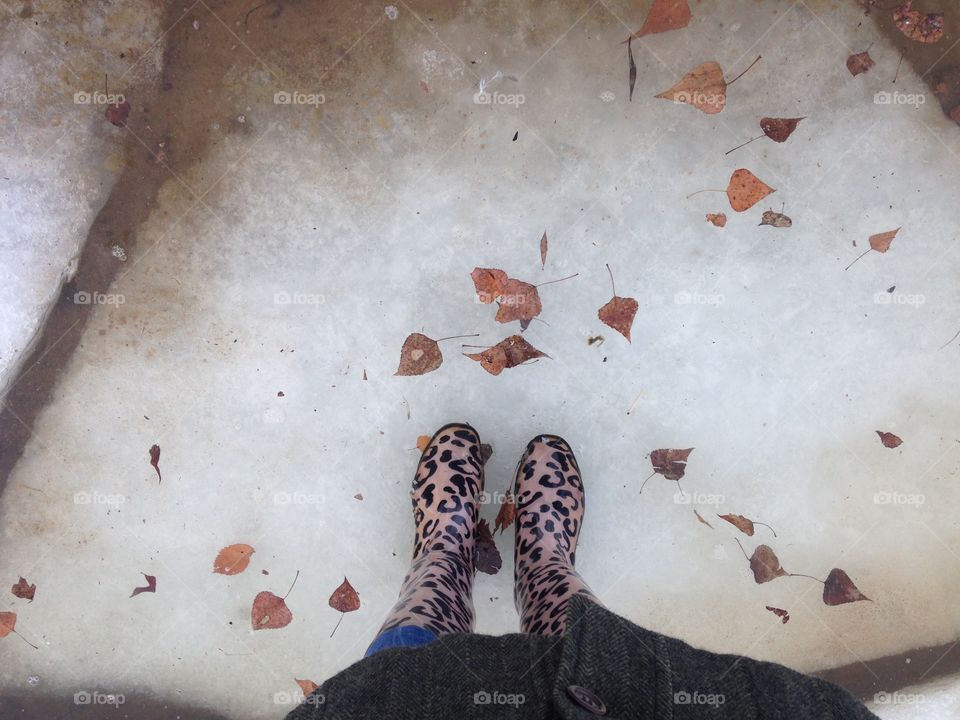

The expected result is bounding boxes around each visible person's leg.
[367,422,484,656]
[514,434,601,636]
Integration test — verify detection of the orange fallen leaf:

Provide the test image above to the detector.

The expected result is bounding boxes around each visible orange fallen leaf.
[295,679,319,695]
[823,568,871,605]
[495,278,542,327]
[0,610,38,648]
[869,228,900,253]
[471,267,509,302]
[465,335,547,376]
[845,228,900,269]
[416,435,431,452]
[597,265,638,342]
[705,212,727,227]
[213,544,255,575]
[876,431,903,448]
[655,61,726,114]
[627,0,691,39]
[846,51,875,76]
[727,169,775,212]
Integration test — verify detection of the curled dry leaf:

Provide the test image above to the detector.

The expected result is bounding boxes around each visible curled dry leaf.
[760,117,804,143]
[876,431,903,448]
[693,509,713,528]
[718,513,756,536]
[295,679,319,696]
[765,606,790,624]
[655,61,726,114]
[823,568,871,605]
[705,213,727,227]
[131,572,157,598]
[894,2,944,44]
[727,169,775,212]
[749,545,787,583]
[650,448,694,481]
[395,333,443,376]
[252,591,293,630]
[760,210,792,228]
[540,232,548,269]
[627,0,691,39]
[494,491,516,534]
[213,543,255,575]
[628,37,637,102]
[11,577,36,602]
[466,335,547,376]
[328,577,361,613]
[598,297,639,342]
[475,518,502,575]
[480,443,494,465]
[846,51,875,76]
[149,444,161,482]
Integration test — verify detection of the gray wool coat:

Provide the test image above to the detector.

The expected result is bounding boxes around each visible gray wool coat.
[284,594,878,719]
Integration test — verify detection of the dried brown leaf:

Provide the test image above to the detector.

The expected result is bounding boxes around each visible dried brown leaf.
[395,333,443,376]
[466,335,547,376]
[749,545,787,583]
[328,577,361,613]
[876,431,903,448]
[846,51,875,76]
[650,448,694,481]
[252,590,293,630]
[475,519,502,574]
[823,568,871,605]
[894,2,944,43]
[598,296,639,342]
[760,117,804,143]
[11,577,36,602]
[869,228,899,253]
[131,572,156,598]
[705,212,727,227]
